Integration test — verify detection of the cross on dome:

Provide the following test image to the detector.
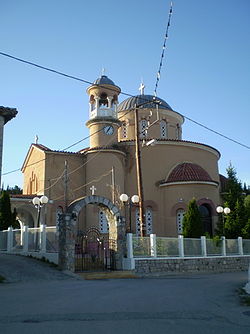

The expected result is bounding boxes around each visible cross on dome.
[139,82,145,95]
[90,185,97,195]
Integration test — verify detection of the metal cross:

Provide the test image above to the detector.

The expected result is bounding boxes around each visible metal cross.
[139,82,145,95]
[90,185,97,195]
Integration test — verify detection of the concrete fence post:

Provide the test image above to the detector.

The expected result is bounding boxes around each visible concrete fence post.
[178,235,184,257]
[238,237,243,255]
[127,233,134,259]
[23,226,29,253]
[7,227,13,252]
[221,236,226,256]
[150,234,157,257]
[201,236,207,257]
[40,224,47,253]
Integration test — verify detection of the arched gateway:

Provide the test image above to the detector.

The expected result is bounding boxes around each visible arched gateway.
[58,195,126,272]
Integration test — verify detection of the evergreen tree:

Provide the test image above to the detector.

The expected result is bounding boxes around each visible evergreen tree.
[222,164,247,238]
[182,198,202,238]
[6,185,22,195]
[0,191,13,230]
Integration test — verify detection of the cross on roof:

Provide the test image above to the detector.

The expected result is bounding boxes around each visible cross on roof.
[90,185,97,195]
[139,82,145,95]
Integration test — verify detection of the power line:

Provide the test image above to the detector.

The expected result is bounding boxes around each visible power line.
[1,50,249,179]
[153,1,173,97]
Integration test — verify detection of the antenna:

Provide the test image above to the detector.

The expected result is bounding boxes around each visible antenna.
[153,1,173,97]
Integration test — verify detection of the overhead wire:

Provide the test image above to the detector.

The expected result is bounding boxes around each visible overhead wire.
[1,47,249,180]
[153,1,173,97]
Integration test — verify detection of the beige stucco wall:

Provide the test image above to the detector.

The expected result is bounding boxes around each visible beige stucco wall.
[123,141,220,236]
[22,147,46,195]
[118,107,184,141]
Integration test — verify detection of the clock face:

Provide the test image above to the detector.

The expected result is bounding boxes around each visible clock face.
[103,125,114,135]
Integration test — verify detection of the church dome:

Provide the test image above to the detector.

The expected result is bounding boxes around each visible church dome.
[94,75,115,86]
[117,94,173,112]
[166,163,213,183]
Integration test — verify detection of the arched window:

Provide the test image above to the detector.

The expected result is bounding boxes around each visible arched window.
[99,209,109,234]
[135,208,140,236]
[160,120,167,138]
[135,207,153,235]
[99,93,108,107]
[176,209,185,234]
[122,121,128,139]
[199,204,213,236]
[139,119,148,138]
[146,207,153,234]
[176,124,181,140]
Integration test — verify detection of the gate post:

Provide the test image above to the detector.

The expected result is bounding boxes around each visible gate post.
[58,213,76,272]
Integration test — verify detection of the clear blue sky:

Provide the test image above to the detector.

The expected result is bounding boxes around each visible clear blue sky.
[0,0,249,188]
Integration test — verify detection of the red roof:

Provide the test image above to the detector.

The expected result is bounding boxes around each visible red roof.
[166,163,213,183]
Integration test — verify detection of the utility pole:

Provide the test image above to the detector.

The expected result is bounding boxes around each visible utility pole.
[64,160,69,212]
[134,106,146,237]
[111,166,115,203]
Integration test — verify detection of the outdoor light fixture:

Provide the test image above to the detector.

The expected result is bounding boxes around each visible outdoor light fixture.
[216,206,230,215]
[216,205,231,235]
[120,194,140,232]
[32,195,49,226]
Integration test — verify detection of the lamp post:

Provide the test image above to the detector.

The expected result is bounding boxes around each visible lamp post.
[216,206,231,235]
[120,194,140,233]
[32,195,49,227]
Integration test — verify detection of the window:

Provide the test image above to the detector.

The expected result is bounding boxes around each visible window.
[176,124,181,140]
[160,120,167,138]
[135,207,153,235]
[99,209,109,233]
[99,93,108,107]
[176,209,185,234]
[139,119,148,138]
[122,121,128,139]
[145,207,153,234]
[135,208,140,236]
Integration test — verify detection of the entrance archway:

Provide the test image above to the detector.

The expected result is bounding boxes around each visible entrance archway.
[59,195,125,272]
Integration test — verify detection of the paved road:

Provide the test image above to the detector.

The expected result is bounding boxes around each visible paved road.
[0,254,250,334]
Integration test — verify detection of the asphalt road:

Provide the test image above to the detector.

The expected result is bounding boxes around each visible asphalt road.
[0,254,250,334]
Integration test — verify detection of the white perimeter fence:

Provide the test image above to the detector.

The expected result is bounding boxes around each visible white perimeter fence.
[0,225,58,264]
[123,234,250,270]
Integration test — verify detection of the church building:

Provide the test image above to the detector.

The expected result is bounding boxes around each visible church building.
[12,74,221,237]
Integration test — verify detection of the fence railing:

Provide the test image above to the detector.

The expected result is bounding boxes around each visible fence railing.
[127,234,250,259]
[0,225,59,263]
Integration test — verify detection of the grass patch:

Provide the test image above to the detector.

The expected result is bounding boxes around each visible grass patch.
[0,275,6,283]
[238,287,250,306]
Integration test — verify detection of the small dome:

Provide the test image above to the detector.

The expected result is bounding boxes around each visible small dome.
[94,75,115,86]
[117,94,173,112]
[167,163,212,183]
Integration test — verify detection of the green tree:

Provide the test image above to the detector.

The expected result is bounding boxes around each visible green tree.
[182,198,202,238]
[6,185,22,195]
[222,164,247,238]
[0,191,19,230]
[244,195,250,219]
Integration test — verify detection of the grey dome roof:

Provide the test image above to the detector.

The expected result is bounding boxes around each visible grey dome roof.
[117,94,173,112]
[94,75,115,86]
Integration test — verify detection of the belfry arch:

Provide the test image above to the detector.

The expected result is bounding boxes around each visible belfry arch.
[59,195,126,271]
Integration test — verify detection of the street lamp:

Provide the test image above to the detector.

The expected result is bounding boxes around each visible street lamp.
[120,194,140,233]
[32,195,49,227]
[216,206,231,235]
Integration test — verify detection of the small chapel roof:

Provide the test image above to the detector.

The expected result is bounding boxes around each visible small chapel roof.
[166,162,213,183]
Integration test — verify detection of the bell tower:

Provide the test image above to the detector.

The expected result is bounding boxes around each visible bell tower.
[86,75,121,148]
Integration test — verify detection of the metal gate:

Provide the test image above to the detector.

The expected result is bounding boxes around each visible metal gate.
[75,228,116,272]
